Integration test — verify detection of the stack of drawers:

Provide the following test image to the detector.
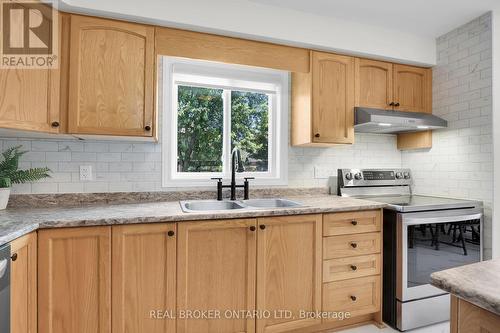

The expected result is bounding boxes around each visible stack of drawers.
[322,210,382,318]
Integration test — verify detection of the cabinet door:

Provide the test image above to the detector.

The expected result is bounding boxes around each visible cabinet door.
[455,297,500,333]
[68,15,155,137]
[312,52,354,144]
[177,219,257,333]
[0,10,61,134]
[256,214,322,333]
[393,64,432,113]
[38,227,111,333]
[112,223,176,333]
[355,59,393,110]
[10,232,37,333]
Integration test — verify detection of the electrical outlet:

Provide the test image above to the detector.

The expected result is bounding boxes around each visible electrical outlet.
[80,165,93,181]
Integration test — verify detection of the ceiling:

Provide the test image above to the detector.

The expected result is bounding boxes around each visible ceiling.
[248,0,498,37]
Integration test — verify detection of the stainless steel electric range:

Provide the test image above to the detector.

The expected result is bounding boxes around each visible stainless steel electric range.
[337,168,483,331]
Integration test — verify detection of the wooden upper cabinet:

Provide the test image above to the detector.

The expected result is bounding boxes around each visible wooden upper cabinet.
[68,15,155,137]
[38,227,111,333]
[256,214,322,333]
[393,64,432,113]
[10,232,37,333]
[112,223,176,333]
[292,51,354,146]
[312,52,354,144]
[0,12,62,133]
[355,59,393,110]
[177,219,257,333]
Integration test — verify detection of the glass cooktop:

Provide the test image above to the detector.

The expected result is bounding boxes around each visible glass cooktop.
[363,195,481,212]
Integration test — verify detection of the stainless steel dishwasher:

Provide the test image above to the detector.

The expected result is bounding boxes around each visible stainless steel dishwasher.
[0,244,10,333]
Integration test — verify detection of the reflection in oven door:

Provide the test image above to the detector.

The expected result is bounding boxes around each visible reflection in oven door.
[407,221,481,288]
[398,210,482,302]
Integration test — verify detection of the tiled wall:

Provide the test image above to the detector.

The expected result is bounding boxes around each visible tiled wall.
[1,132,400,194]
[401,13,493,258]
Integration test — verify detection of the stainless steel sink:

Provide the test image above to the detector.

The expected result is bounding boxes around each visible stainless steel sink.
[180,198,304,213]
[180,200,246,213]
[243,198,303,208]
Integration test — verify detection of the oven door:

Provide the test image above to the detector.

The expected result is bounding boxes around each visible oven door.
[397,208,483,302]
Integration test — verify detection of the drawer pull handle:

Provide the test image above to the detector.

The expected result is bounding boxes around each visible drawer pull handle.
[351,220,358,226]
[11,253,18,261]
[259,225,266,230]
[350,295,357,301]
[350,242,358,249]
[167,230,175,237]
[350,265,357,271]
[249,226,256,231]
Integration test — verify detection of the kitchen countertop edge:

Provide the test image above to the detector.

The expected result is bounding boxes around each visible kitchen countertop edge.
[0,196,386,247]
[430,259,500,316]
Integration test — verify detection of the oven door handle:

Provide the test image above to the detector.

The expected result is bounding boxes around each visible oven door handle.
[403,213,483,226]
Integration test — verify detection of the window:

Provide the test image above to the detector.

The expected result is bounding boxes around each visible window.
[162,57,289,187]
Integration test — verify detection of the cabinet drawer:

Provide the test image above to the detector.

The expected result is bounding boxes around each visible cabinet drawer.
[323,210,381,236]
[323,254,380,282]
[323,233,380,259]
[323,275,380,318]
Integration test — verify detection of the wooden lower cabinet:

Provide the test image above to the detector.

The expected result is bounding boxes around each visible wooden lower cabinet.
[112,223,176,333]
[451,295,500,333]
[10,232,37,333]
[177,219,257,333]
[256,214,322,333]
[38,227,111,333]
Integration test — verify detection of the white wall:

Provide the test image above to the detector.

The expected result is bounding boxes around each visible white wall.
[59,0,436,66]
[402,13,493,258]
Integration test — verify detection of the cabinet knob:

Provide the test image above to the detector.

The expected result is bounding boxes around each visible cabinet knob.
[145,125,152,131]
[350,295,357,302]
[350,265,357,271]
[350,242,358,249]
[51,121,60,128]
[249,226,256,231]
[259,224,266,230]
[11,253,17,261]
[351,220,358,226]
[389,102,395,106]
[314,133,320,138]
[167,230,175,237]
[394,102,400,107]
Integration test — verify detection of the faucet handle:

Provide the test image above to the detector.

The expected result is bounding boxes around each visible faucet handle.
[211,178,223,201]
[243,177,254,200]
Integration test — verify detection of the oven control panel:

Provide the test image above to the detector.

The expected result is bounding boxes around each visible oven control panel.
[338,168,412,188]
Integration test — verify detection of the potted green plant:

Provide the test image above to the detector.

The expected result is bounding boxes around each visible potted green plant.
[0,146,51,209]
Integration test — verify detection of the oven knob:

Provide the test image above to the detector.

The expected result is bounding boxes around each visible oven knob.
[354,172,363,180]
[345,172,353,180]
[404,172,410,179]
[396,172,403,179]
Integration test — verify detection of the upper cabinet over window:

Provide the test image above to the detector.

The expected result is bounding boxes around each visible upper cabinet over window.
[67,15,156,137]
[292,51,355,146]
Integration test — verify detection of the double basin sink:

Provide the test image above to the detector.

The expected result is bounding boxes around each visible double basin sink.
[180,198,304,213]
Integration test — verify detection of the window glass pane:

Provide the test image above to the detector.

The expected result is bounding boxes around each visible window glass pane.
[231,91,269,172]
[177,85,224,172]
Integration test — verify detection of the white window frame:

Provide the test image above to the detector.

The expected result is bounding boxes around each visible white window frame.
[161,57,289,188]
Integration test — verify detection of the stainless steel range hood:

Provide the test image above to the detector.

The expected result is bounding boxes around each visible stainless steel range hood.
[354,107,447,134]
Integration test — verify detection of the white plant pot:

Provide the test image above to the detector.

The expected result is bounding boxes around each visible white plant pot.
[0,188,10,210]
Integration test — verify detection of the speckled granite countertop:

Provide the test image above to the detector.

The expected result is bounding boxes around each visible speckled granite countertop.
[0,194,385,246]
[431,259,500,315]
